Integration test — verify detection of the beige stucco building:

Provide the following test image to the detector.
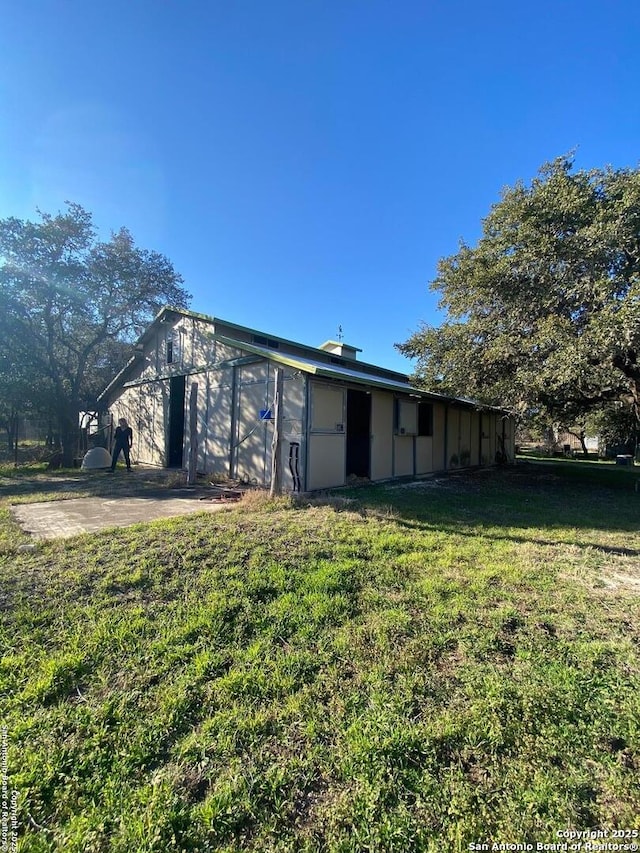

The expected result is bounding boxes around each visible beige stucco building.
[99,308,515,490]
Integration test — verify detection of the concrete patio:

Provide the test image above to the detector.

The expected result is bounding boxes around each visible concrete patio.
[6,467,244,540]
[12,492,231,539]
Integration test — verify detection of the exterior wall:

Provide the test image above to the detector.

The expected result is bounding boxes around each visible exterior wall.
[148,315,217,377]
[415,436,433,474]
[109,380,168,467]
[182,375,218,475]
[304,386,517,489]
[105,310,518,486]
[459,410,472,467]
[232,362,305,488]
[203,366,234,478]
[393,436,414,477]
[501,415,516,460]
[307,381,346,490]
[124,316,239,387]
[394,398,416,477]
[481,413,497,465]
[416,402,445,475]
[448,408,464,469]
[108,317,247,472]
[370,391,393,481]
[431,403,514,472]
[470,411,481,466]
[307,435,346,490]
[555,430,598,454]
[233,361,270,484]
[432,404,446,471]
[446,406,459,469]
[138,380,170,467]
[479,413,517,463]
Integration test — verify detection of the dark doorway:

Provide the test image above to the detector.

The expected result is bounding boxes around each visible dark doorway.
[168,375,186,467]
[346,389,371,479]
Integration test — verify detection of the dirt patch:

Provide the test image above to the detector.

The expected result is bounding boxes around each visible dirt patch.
[600,571,640,593]
[385,467,500,493]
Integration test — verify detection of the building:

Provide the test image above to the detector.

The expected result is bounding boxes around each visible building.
[99,307,515,490]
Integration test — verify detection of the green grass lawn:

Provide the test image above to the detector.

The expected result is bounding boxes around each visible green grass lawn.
[2,463,640,851]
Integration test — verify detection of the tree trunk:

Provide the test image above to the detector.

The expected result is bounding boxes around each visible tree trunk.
[567,429,589,458]
[58,404,79,468]
[579,433,588,458]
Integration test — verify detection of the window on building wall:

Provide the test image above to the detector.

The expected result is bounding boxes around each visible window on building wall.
[252,334,280,349]
[395,399,418,435]
[418,402,434,436]
[166,334,181,365]
[311,384,345,432]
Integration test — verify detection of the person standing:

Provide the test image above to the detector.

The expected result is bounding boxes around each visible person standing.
[110,418,133,471]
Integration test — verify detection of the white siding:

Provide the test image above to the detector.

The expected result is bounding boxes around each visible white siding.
[233,364,305,487]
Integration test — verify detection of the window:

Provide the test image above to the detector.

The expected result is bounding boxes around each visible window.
[252,334,280,349]
[395,399,418,435]
[418,402,434,436]
[166,334,180,365]
[311,384,345,432]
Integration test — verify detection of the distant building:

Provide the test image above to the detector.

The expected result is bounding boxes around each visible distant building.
[555,430,599,454]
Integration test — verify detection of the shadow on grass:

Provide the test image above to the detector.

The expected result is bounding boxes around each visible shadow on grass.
[0,466,201,502]
[324,460,640,545]
[385,514,640,559]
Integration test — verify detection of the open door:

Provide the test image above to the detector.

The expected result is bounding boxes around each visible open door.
[168,375,186,467]
[346,389,371,479]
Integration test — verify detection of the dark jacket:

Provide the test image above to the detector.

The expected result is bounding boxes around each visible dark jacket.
[113,426,133,448]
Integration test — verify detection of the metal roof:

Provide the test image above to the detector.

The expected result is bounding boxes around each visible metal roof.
[154,307,408,382]
[214,334,479,404]
[99,307,509,414]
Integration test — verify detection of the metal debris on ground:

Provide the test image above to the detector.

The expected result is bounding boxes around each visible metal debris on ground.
[198,485,243,502]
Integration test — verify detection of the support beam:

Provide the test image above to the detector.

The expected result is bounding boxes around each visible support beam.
[270,367,283,496]
[188,381,198,485]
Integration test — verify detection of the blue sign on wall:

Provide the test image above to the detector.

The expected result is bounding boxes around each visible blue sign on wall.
[259,409,273,420]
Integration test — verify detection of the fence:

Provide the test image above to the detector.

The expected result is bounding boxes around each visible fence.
[0,413,114,466]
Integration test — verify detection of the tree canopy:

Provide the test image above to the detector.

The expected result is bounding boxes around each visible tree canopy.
[0,203,190,464]
[398,157,640,431]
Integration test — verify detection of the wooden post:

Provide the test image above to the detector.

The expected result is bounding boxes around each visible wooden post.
[12,410,18,468]
[188,381,198,485]
[270,368,283,496]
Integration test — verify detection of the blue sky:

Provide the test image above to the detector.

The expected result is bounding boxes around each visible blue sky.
[1,1,639,373]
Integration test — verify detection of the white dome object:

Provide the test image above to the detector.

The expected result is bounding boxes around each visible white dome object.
[81,447,113,470]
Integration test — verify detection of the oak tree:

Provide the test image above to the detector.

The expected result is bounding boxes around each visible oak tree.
[0,203,190,465]
[398,157,640,436]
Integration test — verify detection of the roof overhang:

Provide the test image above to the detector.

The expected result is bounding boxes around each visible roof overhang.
[97,306,512,416]
[214,335,507,409]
